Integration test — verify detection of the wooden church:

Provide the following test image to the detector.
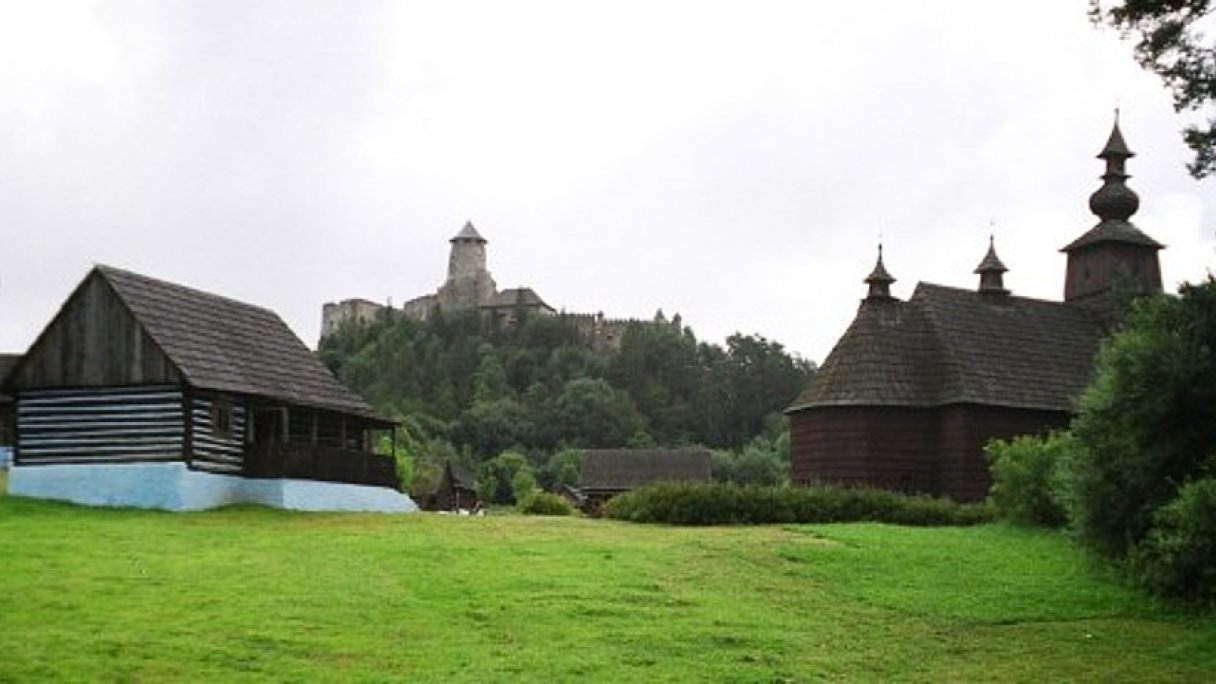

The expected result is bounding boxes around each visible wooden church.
[787,120,1164,502]
[2,265,415,512]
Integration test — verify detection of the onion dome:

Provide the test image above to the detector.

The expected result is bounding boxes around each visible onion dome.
[1088,119,1139,222]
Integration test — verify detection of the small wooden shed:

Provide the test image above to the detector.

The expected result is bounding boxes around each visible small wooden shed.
[577,448,712,513]
[431,461,479,512]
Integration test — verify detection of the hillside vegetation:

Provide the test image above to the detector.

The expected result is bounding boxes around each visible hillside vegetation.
[319,311,813,498]
[0,496,1212,681]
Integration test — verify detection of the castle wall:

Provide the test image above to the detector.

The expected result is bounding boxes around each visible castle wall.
[401,294,438,322]
[321,299,386,340]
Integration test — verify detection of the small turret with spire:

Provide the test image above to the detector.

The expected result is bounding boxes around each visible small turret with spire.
[864,244,896,301]
[974,235,1009,295]
[1061,114,1164,323]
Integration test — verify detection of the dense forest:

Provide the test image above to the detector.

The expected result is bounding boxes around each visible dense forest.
[320,309,814,500]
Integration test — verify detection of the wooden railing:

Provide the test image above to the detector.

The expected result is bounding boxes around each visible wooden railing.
[245,442,397,489]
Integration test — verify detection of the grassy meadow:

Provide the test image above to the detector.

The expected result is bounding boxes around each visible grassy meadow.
[0,493,1213,682]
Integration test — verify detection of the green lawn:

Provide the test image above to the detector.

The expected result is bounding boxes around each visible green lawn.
[0,495,1212,682]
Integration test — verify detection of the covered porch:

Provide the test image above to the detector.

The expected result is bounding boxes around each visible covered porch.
[241,403,397,488]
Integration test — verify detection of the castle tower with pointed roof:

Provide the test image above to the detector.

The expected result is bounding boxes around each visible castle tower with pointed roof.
[437,221,497,311]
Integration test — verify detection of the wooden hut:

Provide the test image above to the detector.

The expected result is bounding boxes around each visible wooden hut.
[3,265,415,512]
[787,120,1164,502]
[577,448,712,513]
[431,461,479,512]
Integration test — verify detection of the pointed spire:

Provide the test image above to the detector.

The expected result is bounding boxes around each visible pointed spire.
[451,220,487,243]
[974,234,1009,295]
[1100,109,1133,159]
[1089,114,1140,223]
[864,244,896,300]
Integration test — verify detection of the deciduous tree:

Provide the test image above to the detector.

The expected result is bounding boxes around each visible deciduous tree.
[1090,0,1216,177]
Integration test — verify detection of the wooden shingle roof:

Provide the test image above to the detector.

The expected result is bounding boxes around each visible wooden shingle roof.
[789,283,1105,413]
[98,266,387,421]
[444,461,476,490]
[578,448,712,491]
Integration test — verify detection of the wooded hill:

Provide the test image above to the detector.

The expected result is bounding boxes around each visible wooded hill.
[319,310,814,495]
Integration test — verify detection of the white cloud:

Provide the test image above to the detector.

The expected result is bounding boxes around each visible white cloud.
[1,0,1213,363]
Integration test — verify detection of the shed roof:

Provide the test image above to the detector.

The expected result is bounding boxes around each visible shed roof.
[443,461,476,490]
[789,283,1104,413]
[578,448,712,491]
[97,266,387,421]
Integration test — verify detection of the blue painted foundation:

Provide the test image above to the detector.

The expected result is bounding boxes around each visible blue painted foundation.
[7,462,417,513]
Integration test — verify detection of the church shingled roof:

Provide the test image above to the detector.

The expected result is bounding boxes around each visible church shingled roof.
[788,283,1104,413]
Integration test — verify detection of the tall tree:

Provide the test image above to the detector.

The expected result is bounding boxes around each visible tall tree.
[1090,0,1216,177]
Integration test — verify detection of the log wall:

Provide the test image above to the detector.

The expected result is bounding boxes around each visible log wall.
[189,393,248,475]
[16,385,184,465]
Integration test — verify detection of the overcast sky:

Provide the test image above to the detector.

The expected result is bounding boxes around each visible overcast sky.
[2,0,1213,365]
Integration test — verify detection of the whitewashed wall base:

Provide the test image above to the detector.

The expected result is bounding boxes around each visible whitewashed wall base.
[8,462,417,513]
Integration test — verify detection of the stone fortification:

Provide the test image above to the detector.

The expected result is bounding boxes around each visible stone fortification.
[320,298,387,339]
[320,221,681,353]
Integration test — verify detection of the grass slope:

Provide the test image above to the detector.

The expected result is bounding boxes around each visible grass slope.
[0,496,1212,681]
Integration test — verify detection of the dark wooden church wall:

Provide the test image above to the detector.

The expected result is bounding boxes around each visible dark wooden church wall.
[10,273,180,390]
[16,385,185,465]
[936,404,1070,502]
[790,407,867,485]
[790,406,938,494]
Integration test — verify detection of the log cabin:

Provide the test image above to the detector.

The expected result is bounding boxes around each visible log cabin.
[787,119,1164,502]
[3,265,415,512]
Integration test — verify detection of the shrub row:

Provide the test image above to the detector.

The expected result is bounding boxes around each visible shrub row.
[602,482,993,526]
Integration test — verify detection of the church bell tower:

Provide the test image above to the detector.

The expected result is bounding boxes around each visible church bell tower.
[1061,117,1164,324]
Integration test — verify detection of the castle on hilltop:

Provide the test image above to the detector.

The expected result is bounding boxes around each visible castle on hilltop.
[321,222,681,352]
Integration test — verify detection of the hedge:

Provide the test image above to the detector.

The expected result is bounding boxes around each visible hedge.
[602,482,993,526]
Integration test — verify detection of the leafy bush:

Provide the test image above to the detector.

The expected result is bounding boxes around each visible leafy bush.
[476,451,534,504]
[1127,477,1216,604]
[602,482,993,527]
[986,433,1071,527]
[518,491,576,517]
[712,431,789,487]
[1063,279,1216,561]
